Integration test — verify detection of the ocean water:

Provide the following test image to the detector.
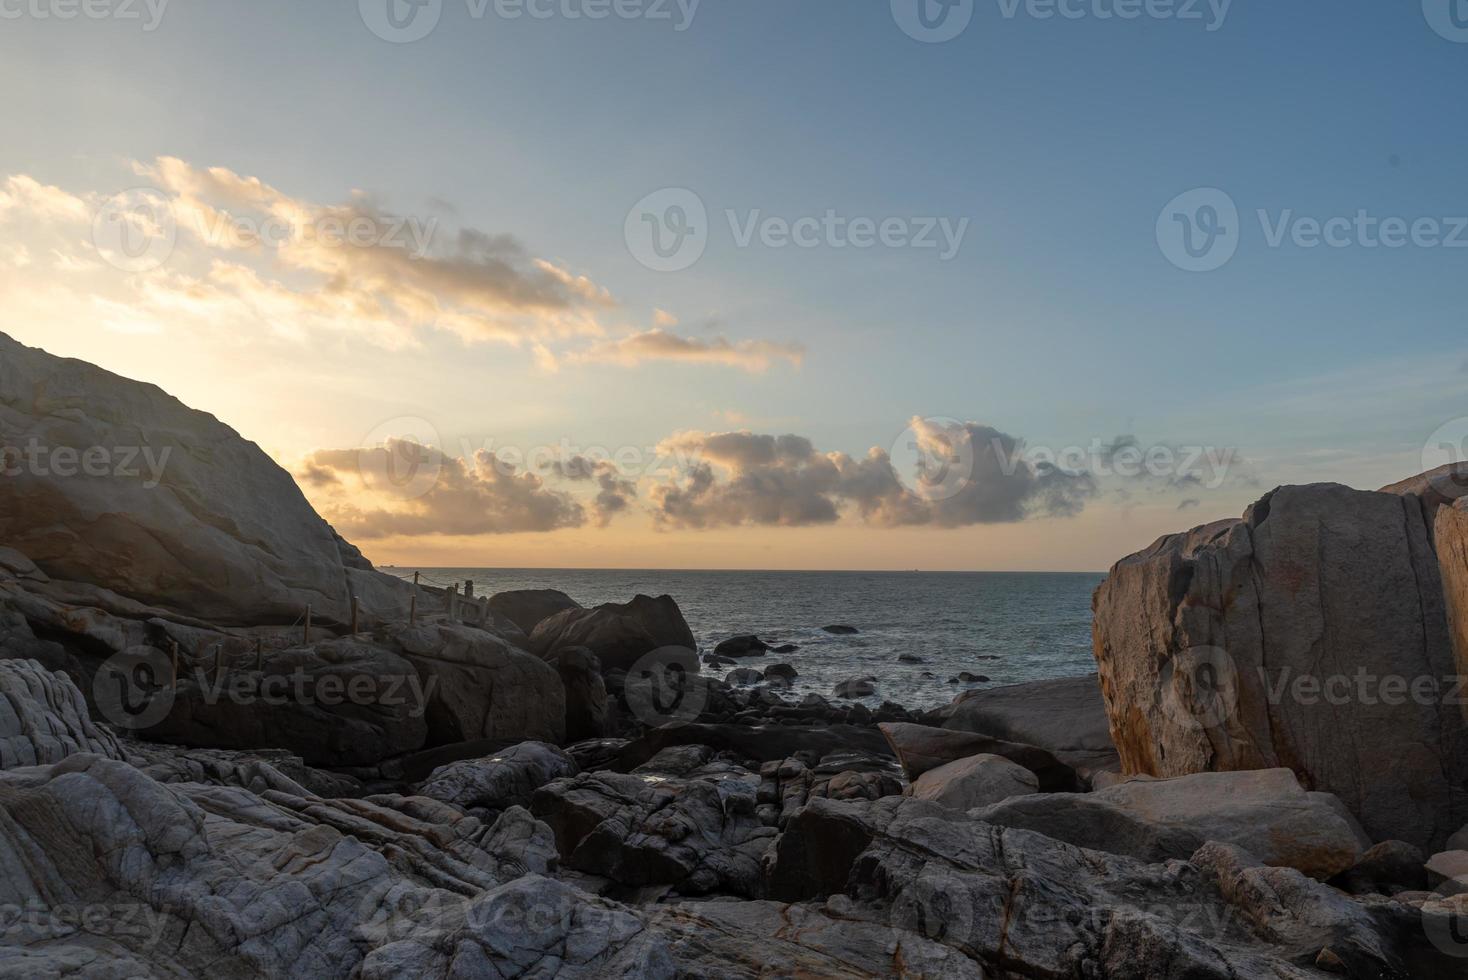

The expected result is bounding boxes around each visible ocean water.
[387,569,1105,710]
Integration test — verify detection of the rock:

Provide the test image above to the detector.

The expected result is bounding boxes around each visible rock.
[1427,851,1468,896]
[937,675,1120,780]
[767,795,1411,977]
[142,636,431,767]
[631,744,714,776]
[822,625,859,635]
[0,752,639,977]
[1092,479,1468,850]
[725,667,765,686]
[553,646,609,742]
[529,594,696,673]
[530,770,775,896]
[714,634,769,658]
[897,653,925,664]
[0,658,123,768]
[615,723,893,770]
[878,722,1079,792]
[0,330,412,626]
[387,622,566,748]
[763,663,798,684]
[486,587,582,636]
[946,672,988,683]
[126,740,362,797]
[971,767,1370,879]
[1331,840,1428,896]
[833,676,876,698]
[770,643,799,654]
[908,753,1038,810]
[417,741,578,817]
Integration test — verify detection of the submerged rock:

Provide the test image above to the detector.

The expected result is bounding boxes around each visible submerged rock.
[714,634,769,658]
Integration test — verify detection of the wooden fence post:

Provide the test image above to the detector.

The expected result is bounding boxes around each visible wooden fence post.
[169,640,179,687]
[213,644,223,682]
[304,605,312,645]
[255,636,264,672]
[350,595,360,635]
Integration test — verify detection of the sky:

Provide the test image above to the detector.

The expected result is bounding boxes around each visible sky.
[1,0,1466,571]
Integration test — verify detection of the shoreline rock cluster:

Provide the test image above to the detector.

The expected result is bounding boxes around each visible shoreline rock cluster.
[6,330,1468,976]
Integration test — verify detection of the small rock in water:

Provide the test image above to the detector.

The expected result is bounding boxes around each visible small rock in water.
[833,676,877,698]
[948,672,990,684]
[897,653,925,664]
[822,625,860,635]
[715,634,770,658]
[725,667,765,686]
[764,663,799,684]
[771,643,800,654]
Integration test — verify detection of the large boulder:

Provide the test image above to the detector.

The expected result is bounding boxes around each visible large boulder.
[908,753,1038,810]
[529,594,696,673]
[1092,479,1468,850]
[487,588,582,636]
[143,636,431,767]
[969,768,1370,879]
[386,622,565,747]
[0,331,412,626]
[0,658,123,768]
[937,675,1119,780]
[553,645,609,741]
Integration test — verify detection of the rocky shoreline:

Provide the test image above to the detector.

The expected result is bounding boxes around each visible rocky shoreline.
[5,330,1468,976]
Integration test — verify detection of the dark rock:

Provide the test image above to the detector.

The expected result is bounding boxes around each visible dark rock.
[896,653,925,664]
[725,667,765,686]
[770,643,799,654]
[529,594,695,673]
[833,676,877,699]
[417,741,578,818]
[1332,840,1428,896]
[936,674,1119,782]
[714,634,769,658]
[763,663,798,684]
[487,588,581,637]
[613,723,893,770]
[552,646,608,742]
[821,625,859,635]
[878,722,1079,792]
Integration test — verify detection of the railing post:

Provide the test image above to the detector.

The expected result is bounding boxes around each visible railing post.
[304,605,312,645]
[350,595,360,635]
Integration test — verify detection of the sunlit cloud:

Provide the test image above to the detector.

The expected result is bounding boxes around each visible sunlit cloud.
[573,328,805,373]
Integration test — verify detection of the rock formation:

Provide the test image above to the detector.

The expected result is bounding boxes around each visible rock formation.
[1093,478,1468,850]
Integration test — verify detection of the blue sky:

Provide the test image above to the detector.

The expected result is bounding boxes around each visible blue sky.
[1,1,1465,569]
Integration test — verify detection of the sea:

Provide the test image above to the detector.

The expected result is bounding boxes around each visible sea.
[384,569,1105,710]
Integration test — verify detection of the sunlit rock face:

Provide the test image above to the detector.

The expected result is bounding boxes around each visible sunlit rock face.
[1092,475,1468,851]
[0,330,410,627]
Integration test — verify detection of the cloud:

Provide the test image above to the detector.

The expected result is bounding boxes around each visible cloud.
[648,421,1097,529]
[574,329,804,373]
[1178,498,1201,510]
[299,440,585,537]
[0,176,87,222]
